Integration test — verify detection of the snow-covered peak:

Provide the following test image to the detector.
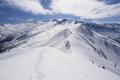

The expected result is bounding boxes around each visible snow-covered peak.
[0,20,120,80]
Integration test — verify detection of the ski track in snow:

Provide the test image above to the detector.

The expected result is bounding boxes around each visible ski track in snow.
[31,49,45,80]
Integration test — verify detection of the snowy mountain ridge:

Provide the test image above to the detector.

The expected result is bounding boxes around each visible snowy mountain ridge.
[0,19,120,80]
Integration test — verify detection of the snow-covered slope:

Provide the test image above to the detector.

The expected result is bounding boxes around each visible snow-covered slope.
[0,19,120,80]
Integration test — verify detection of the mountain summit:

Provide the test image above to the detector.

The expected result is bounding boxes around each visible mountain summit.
[0,19,120,80]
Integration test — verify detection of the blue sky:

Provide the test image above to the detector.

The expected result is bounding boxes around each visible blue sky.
[0,0,120,24]
[98,0,120,4]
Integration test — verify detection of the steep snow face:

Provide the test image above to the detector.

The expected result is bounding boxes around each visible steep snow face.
[0,20,120,80]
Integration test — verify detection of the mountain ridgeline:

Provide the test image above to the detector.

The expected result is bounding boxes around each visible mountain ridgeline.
[0,19,120,77]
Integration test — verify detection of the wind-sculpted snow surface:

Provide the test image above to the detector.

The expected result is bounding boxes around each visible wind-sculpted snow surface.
[0,19,120,80]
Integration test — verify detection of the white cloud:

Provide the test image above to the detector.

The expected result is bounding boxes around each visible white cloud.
[5,0,51,14]
[50,0,120,19]
[4,0,120,19]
